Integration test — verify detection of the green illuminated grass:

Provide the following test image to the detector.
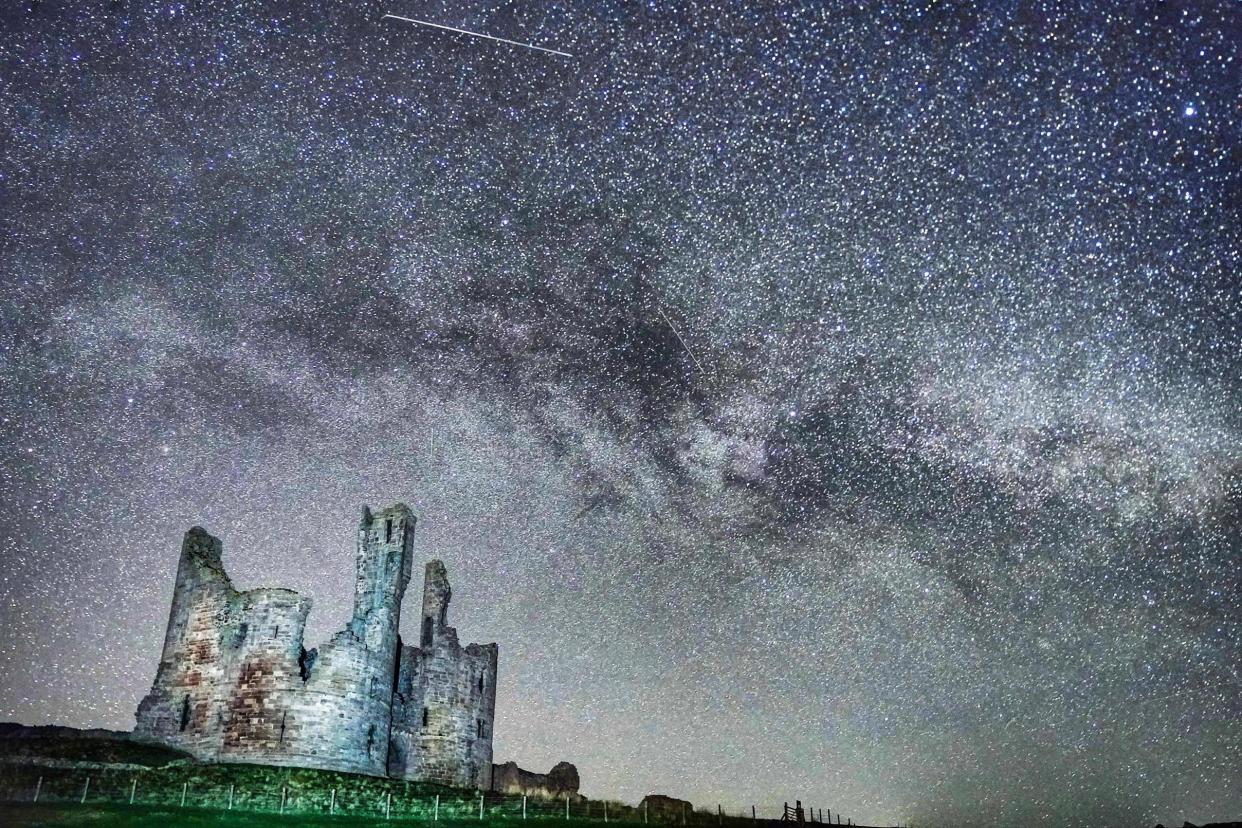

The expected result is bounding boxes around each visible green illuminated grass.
[0,802,685,828]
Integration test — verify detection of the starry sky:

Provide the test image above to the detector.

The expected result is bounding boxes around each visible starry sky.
[1,1,1240,825]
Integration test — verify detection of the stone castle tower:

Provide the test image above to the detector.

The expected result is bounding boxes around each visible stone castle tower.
[134,503,498,788]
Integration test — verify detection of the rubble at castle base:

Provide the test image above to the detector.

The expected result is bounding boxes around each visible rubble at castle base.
[133,504,497,789]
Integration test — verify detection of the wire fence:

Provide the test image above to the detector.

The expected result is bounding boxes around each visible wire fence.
[0,766,882,826]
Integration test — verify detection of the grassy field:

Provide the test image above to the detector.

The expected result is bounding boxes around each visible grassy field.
[0,758,710,825]
[0,761,471,815]
[2,801,372,825]
[0,800,634,826]
[0,732,192,767]
[0,733,738,827]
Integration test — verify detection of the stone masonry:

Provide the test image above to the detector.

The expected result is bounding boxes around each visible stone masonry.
[388,560,498,785]
[134,503,498,788]
[491,760,582,800]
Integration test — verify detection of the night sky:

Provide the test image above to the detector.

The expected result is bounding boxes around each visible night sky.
[1,1,1240,826]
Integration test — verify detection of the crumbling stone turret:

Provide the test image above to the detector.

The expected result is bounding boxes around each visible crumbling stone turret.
[388,561,498,788]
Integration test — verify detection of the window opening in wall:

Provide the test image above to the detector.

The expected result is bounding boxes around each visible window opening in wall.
[179,695,191,732]
[422,616,433,646]
[279,711,287,744]
[392,634,403,693]
[298,647,314,682]
[422,707,429,727]
[478,673,485,693]
[385,518,393,543]
[366,724,375,758]
[476,718,485,738]
[273,626,279,638]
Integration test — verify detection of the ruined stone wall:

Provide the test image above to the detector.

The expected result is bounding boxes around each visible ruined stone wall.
[216,588,311,764]
[641,795,696,823]
[135,505,414,776]
[389,561,498,789]
[134,503,498,787]
[134,526,216,751]
[133,527,320,766]
[257,504,414,776]
[491,761,582,799]
[134,526,277,756]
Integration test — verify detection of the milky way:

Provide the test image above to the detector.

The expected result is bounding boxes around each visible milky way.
[1,2,1240,826]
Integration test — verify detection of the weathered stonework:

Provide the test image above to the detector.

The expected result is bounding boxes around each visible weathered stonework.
[491,760,582,799]
[134,503,498,788]
[388,561,498,788]
[641,795,696,822]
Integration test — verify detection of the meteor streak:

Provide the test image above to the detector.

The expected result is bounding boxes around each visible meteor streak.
[382,14,573,58]
[658,305,706,375]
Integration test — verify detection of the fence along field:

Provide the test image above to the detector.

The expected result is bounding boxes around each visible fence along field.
[0,763,873,826]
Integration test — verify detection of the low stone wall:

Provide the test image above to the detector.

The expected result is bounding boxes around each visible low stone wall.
[641,794,696,823]
[491,760,581,799]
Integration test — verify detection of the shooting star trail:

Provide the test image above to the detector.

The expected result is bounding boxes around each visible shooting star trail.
[382,14,574,58]
[658,305,707,375]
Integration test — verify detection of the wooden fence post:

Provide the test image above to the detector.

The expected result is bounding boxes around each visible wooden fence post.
[81,776,91,804]
[718,804,722,825]
[280,786,287,815]
[228,784,234,810]
[524,794,528,820]
[436,793,440,821]
[479,793,484,820]
[330,788,336,815]
[33,776,42,804]
[682,801,687,826]
[387,791,392,820]
[180,781,187,808]
[129,778,137,805]
[566,793,570,820]
[605,801,609,823]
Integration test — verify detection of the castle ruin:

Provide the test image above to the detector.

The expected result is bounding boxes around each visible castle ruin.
[134,503,498,789]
